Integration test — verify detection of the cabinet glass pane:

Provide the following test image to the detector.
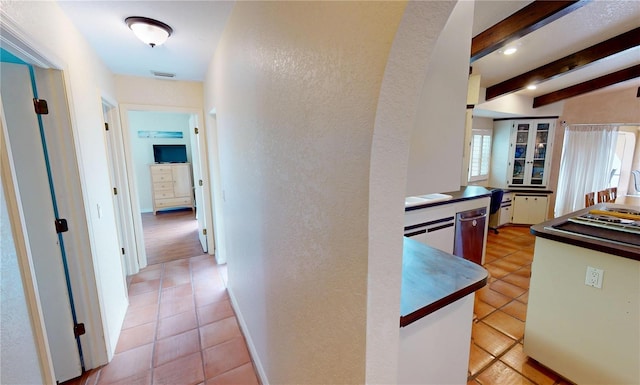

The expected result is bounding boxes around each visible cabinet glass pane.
[512,159,525,184]
[530,160,545,184]
[533,143,547,160]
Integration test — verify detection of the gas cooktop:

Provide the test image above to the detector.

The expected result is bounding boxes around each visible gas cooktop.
[568,208,640,235]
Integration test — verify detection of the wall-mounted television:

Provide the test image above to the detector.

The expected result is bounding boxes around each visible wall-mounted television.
[153,144,187,163]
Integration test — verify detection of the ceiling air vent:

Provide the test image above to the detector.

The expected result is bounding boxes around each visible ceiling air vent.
[152,71,176,78]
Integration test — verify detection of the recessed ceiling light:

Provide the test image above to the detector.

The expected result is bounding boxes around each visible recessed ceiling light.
[503,47,518,56]
[527,84,537,90]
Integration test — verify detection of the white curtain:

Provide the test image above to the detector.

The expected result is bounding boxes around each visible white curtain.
[554,124,618,217]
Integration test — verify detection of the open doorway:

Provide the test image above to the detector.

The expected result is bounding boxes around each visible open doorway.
[118,105,215,268]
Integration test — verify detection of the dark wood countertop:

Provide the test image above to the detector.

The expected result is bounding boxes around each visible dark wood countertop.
[530,203,640,261]
[488,186,554,194]
[400,237,488,327]
[405,186,491,212]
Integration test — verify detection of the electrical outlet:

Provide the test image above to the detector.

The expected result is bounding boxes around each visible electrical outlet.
[585,266,604,289]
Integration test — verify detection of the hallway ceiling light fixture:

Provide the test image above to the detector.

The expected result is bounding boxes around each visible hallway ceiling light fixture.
[125,17,173,48]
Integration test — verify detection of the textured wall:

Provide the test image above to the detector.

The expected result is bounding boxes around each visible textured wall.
[115,75,204,109]
[405,1,475,197]
[560,85,640,125]
[208,1,405,383]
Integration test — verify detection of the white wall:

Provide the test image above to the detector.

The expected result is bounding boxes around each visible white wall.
[405,1,475,197]
[475,91,565,118]
[127,111,192,212]
[205,2,406,383]
[1,0,127,367]
[115,75,204,109]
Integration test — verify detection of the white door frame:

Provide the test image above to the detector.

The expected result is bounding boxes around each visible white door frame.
[119,104,215,269]
[102,98,140,276]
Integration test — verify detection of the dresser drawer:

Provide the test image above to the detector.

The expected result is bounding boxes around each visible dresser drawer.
[155,197,192,208]
[151,165,173,174]
[154,189,175,199]
[154,182,173,190]
[152,172,172,183]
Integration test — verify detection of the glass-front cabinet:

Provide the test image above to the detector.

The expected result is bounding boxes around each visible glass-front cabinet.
[508,120,554,187]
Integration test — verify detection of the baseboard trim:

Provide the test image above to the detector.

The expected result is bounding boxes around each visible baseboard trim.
[227,287,269,385]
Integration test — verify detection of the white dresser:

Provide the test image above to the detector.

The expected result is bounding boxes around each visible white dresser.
[150,163,194,215]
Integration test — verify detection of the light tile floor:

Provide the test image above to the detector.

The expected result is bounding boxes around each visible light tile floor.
[468,226,573,385]
[64,254,260,385]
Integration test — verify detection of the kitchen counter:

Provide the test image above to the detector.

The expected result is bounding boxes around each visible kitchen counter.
[530,203,640,261]
[405,186,491,212]
[524,202,640,384]
[400,236,488,327]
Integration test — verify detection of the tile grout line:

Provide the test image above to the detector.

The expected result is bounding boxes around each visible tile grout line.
[149,262,165,384]
[191,256,209,383]
[470,229,534,383]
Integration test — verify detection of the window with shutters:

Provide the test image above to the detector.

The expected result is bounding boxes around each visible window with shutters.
[468,128,492,182]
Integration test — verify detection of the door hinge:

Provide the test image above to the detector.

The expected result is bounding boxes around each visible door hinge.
[121,248,125,255]
[74,323,86,337]
[33,98,49,115]
[55,218,69,233]
[113,187,118,195]
[198,179,203,186]
[203,229,207,236]
[194,127,199,135]
[105,122,109,131]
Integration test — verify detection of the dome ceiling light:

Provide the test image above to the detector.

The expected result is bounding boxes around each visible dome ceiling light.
[125,16,173,48]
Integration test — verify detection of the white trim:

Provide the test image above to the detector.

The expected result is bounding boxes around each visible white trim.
[468,128,492,182]
[227,287,269,385]
[102,97,140,276]
[0,93,56,385]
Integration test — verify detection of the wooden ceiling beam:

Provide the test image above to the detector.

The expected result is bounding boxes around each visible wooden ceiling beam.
[533,64,640,107]
[471,1,588,63]
[486,27,640,101]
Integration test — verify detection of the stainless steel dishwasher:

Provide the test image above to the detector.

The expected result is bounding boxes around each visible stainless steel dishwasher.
[453,207,487,265]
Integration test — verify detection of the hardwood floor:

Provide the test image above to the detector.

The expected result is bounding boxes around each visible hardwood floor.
[142,209,204,265]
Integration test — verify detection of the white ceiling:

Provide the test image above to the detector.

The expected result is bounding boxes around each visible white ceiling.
[58,0,640,102]
[58,0,234,81]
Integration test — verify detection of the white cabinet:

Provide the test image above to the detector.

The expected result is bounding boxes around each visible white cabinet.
[511,195,548,225]
[398,294,474,385]
[489,119,556,188]
[404,196,490,258]
[150,163,194,215]
[404,205,456,254]
[498,192,512,227]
